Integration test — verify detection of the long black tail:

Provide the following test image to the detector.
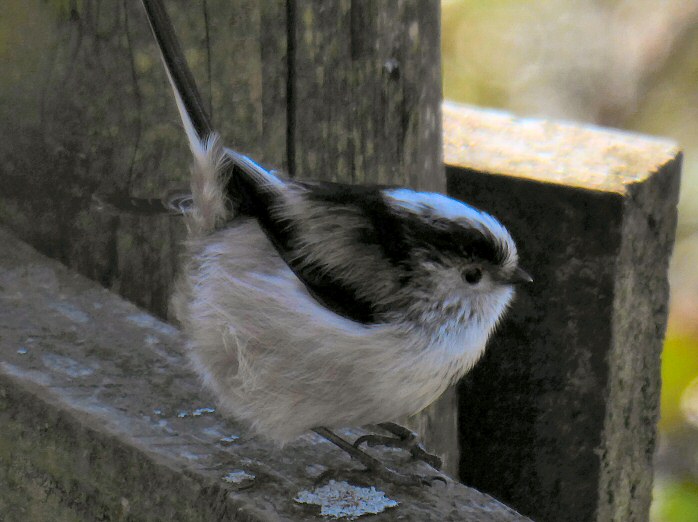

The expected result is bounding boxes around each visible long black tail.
[140,0,212,141]
[140,0,283,189]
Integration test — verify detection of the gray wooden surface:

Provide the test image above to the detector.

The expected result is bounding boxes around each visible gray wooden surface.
[0,227,529,521]
[443,103,680,522]
[290,1,443,189]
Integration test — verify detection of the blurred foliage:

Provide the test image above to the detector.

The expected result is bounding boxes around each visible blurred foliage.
[441,1,698,520]
[652,480,698,522]
[661,335,698,431]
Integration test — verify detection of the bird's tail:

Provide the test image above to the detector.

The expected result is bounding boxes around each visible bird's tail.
[139,0,227,235]
[140,0,283,236]
[184,133,230,236]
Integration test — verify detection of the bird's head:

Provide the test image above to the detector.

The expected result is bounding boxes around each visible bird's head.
[382,189,531,332]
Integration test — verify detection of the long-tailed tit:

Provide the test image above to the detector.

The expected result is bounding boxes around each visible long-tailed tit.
[139,0,531,481]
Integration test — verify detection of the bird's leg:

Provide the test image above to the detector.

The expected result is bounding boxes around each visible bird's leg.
[353,422,442,470]
[312,427,439,486]
[313,427,384,472]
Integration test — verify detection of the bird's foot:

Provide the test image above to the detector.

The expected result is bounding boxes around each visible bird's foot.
[312,427,446,487]
[354,422,442,470]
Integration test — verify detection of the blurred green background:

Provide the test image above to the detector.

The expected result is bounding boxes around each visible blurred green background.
[440,1,698,520]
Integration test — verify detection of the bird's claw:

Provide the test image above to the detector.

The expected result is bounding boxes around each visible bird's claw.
[313,427,446,487]
[354,426,443,470]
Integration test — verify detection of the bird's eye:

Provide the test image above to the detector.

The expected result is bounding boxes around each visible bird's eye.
[463,267,482,284]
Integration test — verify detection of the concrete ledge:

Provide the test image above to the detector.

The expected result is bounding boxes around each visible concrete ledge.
[0,227,528,521]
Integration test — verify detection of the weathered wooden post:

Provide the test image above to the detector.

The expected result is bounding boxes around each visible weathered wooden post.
[289,1,443,190]
[0,0,443,314]
[443,103,681,522]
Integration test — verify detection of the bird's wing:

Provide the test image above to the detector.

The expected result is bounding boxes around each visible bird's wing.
[266,182,416,325]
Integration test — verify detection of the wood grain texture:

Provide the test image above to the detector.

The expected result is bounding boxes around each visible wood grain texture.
[0,0,442,316]
[445,103,680,522]
[290,0,443,189]
[0,0,287,318]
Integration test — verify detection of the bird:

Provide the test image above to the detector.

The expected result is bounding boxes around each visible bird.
[139,0,531,482]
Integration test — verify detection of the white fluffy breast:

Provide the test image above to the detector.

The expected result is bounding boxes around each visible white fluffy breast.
[171,219,493,443]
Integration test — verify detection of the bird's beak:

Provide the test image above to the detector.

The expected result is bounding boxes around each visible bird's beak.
[504,267,533,285]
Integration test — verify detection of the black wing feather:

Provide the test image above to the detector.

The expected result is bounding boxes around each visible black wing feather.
[231,175,389,324]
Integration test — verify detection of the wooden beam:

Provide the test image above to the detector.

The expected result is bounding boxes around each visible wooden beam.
[289,0,443,189]
[0,227,529,521]
[443,102,681,522]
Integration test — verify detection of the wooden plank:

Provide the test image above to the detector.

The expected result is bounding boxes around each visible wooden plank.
[0,0,287,318]
[443,102,681,522]
[0,227,530,521]
[289,0,443,189]
[0,0,443,314]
